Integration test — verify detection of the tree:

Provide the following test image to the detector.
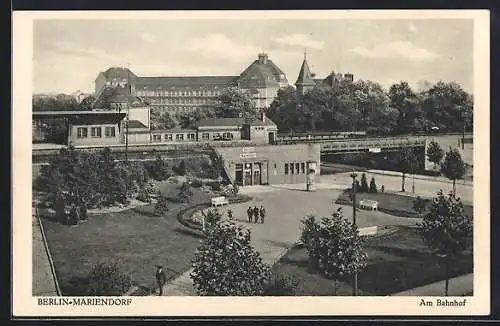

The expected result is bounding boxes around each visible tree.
[440,148,466,193]
[177,182,193,203]
[202,150,225,180]
[264,272,300,296]
[267,86,298,133]
[213,87,259,119]
[369,177,378,193]
[427,140,444,170]
[86,262,132,296]
[301,210,367,295]
[190,221,270,296]
[420,81,473,133]
[359,173,369,193]
[388,81,426,134]
[173,160,187,176]
[412,196,427,218]
[154,192,169,217]
[397,148,416,192]
[417,190,472,296]
[150,109,178,130]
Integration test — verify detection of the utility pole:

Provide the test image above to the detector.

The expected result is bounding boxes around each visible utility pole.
[349,170,358,296]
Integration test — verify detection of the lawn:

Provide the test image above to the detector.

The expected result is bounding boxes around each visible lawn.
[40,182,215,296]
[272,226,473,296]
[335,191,474,219]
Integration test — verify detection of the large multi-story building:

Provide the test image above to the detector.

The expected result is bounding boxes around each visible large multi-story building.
[93,53,289,115]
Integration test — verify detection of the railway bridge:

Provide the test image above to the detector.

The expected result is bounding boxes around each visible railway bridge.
[32,132,472,164]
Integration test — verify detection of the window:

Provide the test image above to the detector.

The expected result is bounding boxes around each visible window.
[188,133,196,140]
[105,126,115,137]
[202,133,209,140]
[77,127,88,138]
[176,134,184,141]
[165,134,173,141]
[153,134,162,142]
[296,163,300,174]
[91,127,102,138]
[301,162,305,174]
[290,163,295,174]
[284,163,289,175]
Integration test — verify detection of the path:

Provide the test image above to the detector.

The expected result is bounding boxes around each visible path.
[32,208,60,296]
[391,274,473,296]
[159,184,420,296]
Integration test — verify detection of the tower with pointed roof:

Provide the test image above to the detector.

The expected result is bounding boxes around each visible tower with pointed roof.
[295,51,316,100]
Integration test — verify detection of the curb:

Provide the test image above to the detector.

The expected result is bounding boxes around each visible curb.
[35,206,62,296]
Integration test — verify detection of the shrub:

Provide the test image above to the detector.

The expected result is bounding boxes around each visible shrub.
[86,262,132,296]
[154,193,169,217]
[369,177,378,193]
[264,273,300,296]
[190,179,203,188]
[177,182,193,203]
[412,196,428,218]
[209,181,221,192]
[136,187,151,203]
[173,160,187,176]
[233,183,239,196]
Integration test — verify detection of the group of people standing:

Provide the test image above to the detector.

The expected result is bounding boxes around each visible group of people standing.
[247,205,266,224]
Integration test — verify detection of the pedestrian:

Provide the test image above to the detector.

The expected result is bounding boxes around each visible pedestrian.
[227,209,233,220]
[155,265,167,296]
[79,198,88,221]
[259,205,266,224]
[247,206,253,223]
[253,206,259,223]
[69,204,79,226]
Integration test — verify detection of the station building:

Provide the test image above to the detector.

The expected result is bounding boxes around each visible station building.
[216,143,320,187]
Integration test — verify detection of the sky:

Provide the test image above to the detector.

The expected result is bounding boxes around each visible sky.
[32,18,473,95]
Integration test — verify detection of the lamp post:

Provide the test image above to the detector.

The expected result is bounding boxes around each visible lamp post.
[349,170,358,296]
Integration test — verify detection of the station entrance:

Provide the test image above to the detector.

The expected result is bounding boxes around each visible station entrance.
[234,161,268,186]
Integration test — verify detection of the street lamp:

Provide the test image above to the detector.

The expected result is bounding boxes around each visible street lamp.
[349,170,358,296]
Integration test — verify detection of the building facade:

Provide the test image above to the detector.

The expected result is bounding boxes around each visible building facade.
[93,53,289,115]
[216,143,321,186]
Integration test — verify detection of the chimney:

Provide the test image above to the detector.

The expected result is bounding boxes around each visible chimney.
[261,112,266,122]
[258,53,268,64]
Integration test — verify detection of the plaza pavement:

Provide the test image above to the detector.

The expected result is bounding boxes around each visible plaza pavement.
[160,173,436,296]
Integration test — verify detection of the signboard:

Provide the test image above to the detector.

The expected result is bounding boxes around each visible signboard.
[242,147,255,153]
[369,148,381,153]
[240,153,257,159]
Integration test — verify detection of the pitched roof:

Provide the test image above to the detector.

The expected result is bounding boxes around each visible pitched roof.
[127,120,148,129]
[295,58,316,86]
[102,67,137,80]
[197,118,243,127]
[135,76,238,89]
[238,54,288,88]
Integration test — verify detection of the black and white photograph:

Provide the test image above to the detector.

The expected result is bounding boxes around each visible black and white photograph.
[13,10,490,317]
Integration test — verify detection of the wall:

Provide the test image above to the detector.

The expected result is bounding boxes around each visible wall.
[249,125,278,144]
[69,123,121,146]
[216,143,321,185]
[126,132,150,145]
[128,106,150,129]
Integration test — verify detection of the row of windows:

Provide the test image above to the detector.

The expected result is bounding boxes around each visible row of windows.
[150,132,235,142]
[155,106,197,114]
[284,162,306,175]
[151,133,197,142]
[253,127,266,131]
[137,89,223,97]
[76,126,115,138]
[150,97,212,105]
